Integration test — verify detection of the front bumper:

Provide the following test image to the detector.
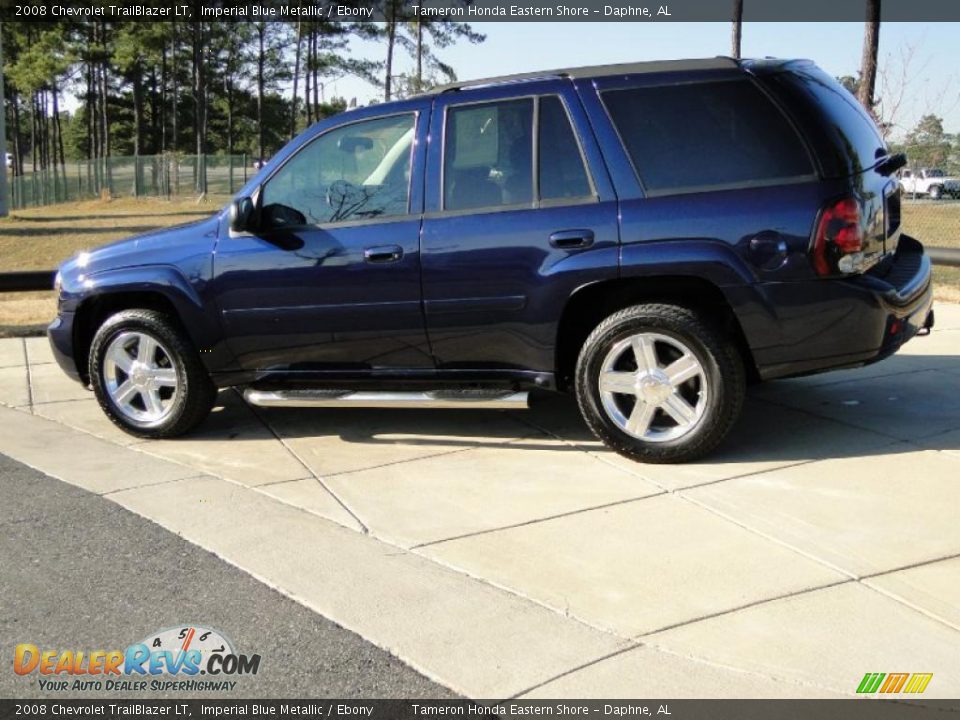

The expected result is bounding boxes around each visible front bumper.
[47,311,85,384]
[755,235,934,380]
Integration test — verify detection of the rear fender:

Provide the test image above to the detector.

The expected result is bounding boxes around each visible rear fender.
[620,240,782,352]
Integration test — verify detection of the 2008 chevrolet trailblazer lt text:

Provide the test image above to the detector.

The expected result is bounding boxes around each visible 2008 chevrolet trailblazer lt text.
[48,58,935,463]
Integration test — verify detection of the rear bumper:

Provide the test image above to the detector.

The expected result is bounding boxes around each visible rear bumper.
[756,235,934,380]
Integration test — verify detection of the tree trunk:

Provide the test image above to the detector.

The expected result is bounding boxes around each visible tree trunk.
[416,20,423,91]
[172,22,179,155]
[304,27,312,126]
[52,82,66,195]
[256,23,265,161]
[29,91,36,173]
[12,91,23,176]
[731,0,743,59]
[858,0,881,113]
[161,42,168,153]
[193,21,207,195]
[291,21,302,140]
[311,30,319,117]
[225,76,234,157]
[384,10,396,101]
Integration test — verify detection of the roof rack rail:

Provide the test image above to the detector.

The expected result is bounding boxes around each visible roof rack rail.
[434,58,740,94]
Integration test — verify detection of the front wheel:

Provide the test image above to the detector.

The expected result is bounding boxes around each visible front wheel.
[930,185,943,200]
[575,304,745,464]
[89,309,217,438]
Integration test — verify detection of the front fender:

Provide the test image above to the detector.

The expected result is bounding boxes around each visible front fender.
[65,265,234,374]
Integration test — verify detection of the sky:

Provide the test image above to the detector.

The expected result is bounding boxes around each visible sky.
[319,21,960,139]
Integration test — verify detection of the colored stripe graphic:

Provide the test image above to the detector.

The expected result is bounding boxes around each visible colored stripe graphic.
[857,672,933,694]
[857,673,886,694]
[903,673,934,694]
[880,673,909,693]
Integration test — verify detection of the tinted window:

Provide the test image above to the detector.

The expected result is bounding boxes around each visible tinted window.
[444,99,533,211]
[602,80,814,193]
[261,113,415,227]
[539,96,592,201]
[762,65,885,176]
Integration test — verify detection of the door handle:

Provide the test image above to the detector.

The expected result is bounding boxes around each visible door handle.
[364,245,404,263]
[549,229,594,249]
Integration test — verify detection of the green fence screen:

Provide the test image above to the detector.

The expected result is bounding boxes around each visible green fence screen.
[8,154,249,210]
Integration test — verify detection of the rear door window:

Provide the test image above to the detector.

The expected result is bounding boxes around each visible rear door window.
[602,79,814,195]
[444,99,534,211]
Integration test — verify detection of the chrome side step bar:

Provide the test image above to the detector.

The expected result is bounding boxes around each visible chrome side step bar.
[243,388,529,410]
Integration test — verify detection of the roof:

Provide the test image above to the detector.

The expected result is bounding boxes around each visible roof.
[432,57,742,94]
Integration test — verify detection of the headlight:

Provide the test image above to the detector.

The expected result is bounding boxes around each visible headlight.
[53,271,62,294]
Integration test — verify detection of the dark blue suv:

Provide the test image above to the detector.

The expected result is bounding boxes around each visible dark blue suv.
[49,58,934,463]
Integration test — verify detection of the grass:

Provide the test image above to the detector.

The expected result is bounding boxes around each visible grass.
[0,196,957,336]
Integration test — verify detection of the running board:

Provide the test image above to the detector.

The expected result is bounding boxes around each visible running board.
[242,388,529,410]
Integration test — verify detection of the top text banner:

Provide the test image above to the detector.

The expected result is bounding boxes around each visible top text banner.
[3,0,960,22]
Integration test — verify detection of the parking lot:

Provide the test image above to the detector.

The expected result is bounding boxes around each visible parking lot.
[1,304,960,699]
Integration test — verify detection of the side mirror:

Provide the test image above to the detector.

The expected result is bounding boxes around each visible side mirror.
[229,197,254,233]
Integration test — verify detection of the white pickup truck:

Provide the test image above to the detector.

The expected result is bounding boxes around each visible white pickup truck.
[900,168,960,199]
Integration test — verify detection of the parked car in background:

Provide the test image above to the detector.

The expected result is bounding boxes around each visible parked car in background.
[900,168,960,199]
[49,57,933,463]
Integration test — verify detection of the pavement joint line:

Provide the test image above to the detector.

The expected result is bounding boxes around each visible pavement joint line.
[675,490,858,581]
[101,473,211,497]
[410,490,670,549]
[239,391,371,534]
[860,580,960,636]
[672,494,960,637]
[634,577,854,639]
[410,545,639,644]
[505,643,642,700]
[322,444,478,479]
[254,474,317,488]
[23,339,34,412]
[637,640,856,699]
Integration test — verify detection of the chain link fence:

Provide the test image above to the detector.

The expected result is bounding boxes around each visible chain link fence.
[7,154,250,211]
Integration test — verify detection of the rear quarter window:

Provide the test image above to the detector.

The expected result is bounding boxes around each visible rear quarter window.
[602,79,814,195]
[757,64,887,178]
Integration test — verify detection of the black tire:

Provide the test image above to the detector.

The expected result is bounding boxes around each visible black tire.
[89,309,217,439]
[930,185,943,200]
[575,303,745,464]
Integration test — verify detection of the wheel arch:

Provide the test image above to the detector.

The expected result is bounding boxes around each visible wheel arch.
[555,275,760,391]
[71,268,226,384]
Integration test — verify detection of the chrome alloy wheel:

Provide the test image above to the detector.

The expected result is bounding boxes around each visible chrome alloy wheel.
[598,332,708,442]
[102,331,180,426]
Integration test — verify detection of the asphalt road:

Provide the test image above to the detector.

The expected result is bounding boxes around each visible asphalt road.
[0,453,457,700]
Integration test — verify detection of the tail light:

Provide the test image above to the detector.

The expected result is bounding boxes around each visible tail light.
[812,197,863,276]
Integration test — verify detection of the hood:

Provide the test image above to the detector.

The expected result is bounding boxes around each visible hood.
[58,214,221,280]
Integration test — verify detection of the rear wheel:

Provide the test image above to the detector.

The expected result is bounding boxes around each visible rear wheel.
[575,303,745,463]
[930,185,943,200]
[89,309,217,438]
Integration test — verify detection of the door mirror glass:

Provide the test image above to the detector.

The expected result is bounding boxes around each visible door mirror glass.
[229,197,254,232]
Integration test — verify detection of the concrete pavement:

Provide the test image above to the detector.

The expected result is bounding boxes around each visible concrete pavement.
[1,303,959,698]
[0,454,457,699]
